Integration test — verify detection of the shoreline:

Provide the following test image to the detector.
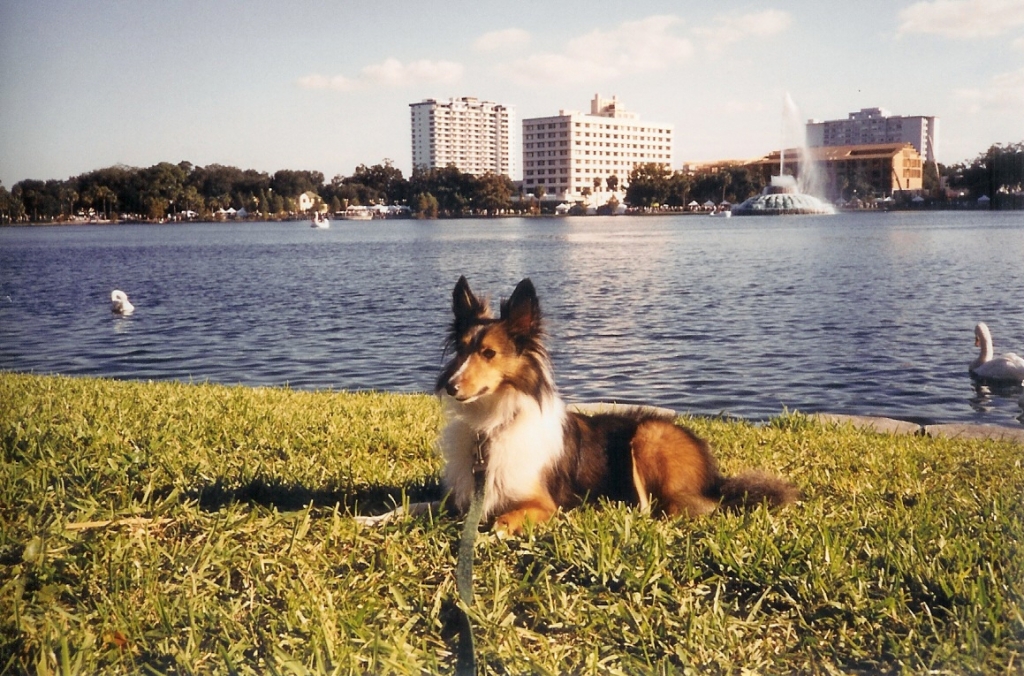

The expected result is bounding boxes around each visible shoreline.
[570,402,1024,443]
[1,204,1013,228]
[6,370,1022,440]
[809,412,1024,443]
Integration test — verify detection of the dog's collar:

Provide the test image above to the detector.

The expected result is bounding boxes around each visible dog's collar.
[472,414,517,478]
[473,432,489,478]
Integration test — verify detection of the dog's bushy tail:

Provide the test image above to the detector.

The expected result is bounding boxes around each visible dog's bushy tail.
[715,471,799,511]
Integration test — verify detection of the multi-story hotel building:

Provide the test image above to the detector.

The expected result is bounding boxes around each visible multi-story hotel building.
[522,94,673,199]
[806,107,938,164]
[409,97,517,178]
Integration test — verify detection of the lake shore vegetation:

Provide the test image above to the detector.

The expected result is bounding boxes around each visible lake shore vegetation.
[2,372,1022,674]
[1,141,1021,225]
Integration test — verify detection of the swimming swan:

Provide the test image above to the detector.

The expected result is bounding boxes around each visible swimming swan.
[970,322,1024,384]
[111,290,134,315]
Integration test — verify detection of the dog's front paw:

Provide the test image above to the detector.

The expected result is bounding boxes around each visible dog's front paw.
[492,503,555,536]
[492,511,527,536]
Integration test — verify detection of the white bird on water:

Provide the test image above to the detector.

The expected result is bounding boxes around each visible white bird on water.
[970,322,1024,384]
[110,290,134,316]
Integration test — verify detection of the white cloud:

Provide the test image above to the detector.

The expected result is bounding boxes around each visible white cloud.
[498,15,694,86]
[298,58,463,92]
[1013,35,1024,50]
[362,58,463,86]
[897,0,1024,38]
[692,8,793,55]
[297,74,358,92]
[496,11,792,86]
[473,28,530,52]
[955,66,1024,112]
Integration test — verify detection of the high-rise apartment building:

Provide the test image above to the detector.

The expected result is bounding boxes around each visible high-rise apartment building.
[806,108,938,163]
[522,94,673,199]
[409,97,517,177]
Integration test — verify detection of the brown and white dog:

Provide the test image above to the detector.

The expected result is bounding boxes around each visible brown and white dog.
[434,276,797,534]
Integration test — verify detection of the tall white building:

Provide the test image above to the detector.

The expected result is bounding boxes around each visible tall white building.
[409,97,517,178]
[522,94,674,199]
[806,107,938,163]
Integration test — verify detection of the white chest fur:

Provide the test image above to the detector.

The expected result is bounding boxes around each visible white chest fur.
[440,393,566,518]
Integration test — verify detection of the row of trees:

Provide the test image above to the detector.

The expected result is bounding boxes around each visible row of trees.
[1,142,1019,223]
[0,158,754,223]
[626,142,1022,208]
[0,160,524,223]
[624,163,767,208]
[943,142,1024,207]
[0,162,329,223]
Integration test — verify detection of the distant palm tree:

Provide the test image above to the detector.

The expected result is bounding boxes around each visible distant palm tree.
[94,186,116,220]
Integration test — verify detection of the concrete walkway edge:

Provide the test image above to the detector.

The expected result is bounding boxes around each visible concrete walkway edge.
[812,413,1024,444]
[568,403,1024,445]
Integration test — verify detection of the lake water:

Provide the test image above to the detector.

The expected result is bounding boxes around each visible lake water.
[2,212,1023,427]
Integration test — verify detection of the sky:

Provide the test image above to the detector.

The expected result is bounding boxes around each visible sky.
[1,0,1023,187]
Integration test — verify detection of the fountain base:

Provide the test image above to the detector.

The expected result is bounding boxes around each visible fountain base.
[732,175,835,216]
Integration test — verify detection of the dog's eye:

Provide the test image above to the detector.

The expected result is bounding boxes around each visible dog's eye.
[480,348,497,360]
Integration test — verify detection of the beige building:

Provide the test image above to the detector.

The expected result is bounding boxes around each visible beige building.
[747,143,925,198]
[522,94,673,200]
[409,97,517,177]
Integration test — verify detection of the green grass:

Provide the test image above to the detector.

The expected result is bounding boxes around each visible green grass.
[1,372,1022,675]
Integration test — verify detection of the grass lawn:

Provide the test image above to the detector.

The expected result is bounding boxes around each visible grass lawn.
[1,372,1022,674]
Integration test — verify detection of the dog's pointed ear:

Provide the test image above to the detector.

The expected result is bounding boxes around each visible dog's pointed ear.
[452,276,490,328]
[501,278,541,339]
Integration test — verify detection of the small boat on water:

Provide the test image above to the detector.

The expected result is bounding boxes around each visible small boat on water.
[310,213,330,229]
[341,206,373,221]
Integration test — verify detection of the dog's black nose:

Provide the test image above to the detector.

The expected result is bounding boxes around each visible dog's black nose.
[445,381,459,397]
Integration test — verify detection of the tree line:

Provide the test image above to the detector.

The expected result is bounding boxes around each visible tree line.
[942,142,1024,208]
[1,141,1019,224]
[624,163,765,209]
[0,158,767,223]
[0,160,524,224]
[625,142,1024,209]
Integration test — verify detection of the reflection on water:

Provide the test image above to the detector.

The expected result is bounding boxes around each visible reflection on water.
[970,382,1024,424]
[1,212,1023,427]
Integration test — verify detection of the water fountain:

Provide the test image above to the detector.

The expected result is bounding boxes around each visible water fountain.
[732,94,835,216]
[731,174,835,215]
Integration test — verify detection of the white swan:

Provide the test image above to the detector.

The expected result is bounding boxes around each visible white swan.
[970,322,1024,384]
[110,290,134,316]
